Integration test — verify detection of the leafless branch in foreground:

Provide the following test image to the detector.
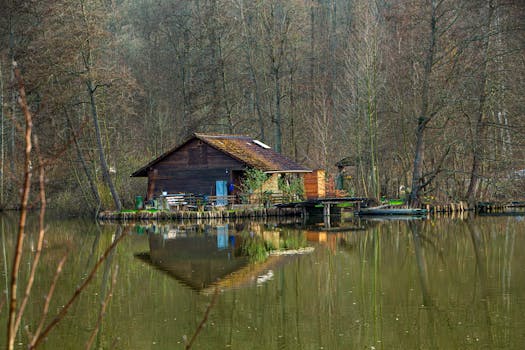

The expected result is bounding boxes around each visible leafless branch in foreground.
[85,265,119,350]
[7,61,34,350]
[30,253,68,346]
[29,227,129,349]
[14,133,47,333]
[185,287,220,350]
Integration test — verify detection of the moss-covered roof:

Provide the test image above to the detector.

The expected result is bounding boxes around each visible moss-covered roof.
[131,133,311,177]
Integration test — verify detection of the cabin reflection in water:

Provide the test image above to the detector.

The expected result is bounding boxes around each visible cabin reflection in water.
[134,222,308,293]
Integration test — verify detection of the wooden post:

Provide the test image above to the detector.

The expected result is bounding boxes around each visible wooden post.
[147,168,157,200]
[323,203,331,229]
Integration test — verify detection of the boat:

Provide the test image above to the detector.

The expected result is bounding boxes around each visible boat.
[357,206,428,216]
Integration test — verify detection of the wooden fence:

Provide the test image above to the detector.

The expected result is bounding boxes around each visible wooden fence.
[157,193,293,211]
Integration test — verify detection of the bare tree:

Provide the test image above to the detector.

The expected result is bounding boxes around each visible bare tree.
[465,0,495,205]
[408,0,439,206]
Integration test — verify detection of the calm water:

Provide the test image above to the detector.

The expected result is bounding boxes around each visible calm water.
[1,213,524,349]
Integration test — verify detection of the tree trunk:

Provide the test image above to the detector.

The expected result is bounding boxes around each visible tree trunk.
[217,36,234,133]
[249,65,266,141]
[87,80,122,211]
[329,0,337,123]
[65,110,101,210]
[409,0,437,207]
[273,65,282,153]
[0,60,4,205]
[181,30,191,137]
[309,1,315,104]
[466,0,494,207]
[9,20,16,174]
[288,57,298,161]
[409,123,427,206]
[239,0,265,142]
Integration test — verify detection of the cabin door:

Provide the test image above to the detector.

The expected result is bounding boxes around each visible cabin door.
[215,180,228,206]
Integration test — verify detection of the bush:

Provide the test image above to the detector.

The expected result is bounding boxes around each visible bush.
[240,168,268,205]
[278,175,304,202]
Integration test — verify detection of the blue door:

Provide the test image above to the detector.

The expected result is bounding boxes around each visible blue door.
[216,180,228,206]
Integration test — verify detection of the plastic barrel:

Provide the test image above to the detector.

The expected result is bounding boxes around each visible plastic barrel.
[135,195,144,210]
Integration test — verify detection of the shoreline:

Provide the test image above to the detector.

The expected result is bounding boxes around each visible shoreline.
[97,207,303,221]
[96,200,525,222]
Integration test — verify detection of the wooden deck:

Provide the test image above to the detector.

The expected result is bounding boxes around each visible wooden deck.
[276,197,371,209]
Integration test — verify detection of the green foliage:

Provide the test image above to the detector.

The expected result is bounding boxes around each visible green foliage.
[279,230,307,250]
[52,191,81,214]
[97,183,115,210]
[241,168,268,205]
[262,190,273,208]
[238,232,271,263]
[120,209,159,213]
[237,229,308,263]
[241,168,268,194]
[336,202,355,208]
[278,175,305,202]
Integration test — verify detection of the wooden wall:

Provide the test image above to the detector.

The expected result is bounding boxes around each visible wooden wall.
[304,169,326,199]
[147,139,245,198]
[158,138,244,170]
[261,174,280,193]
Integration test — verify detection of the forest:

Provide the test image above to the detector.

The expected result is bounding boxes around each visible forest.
[0,0,523,213]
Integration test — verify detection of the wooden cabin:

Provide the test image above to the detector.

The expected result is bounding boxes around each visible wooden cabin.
[131,133,311,202]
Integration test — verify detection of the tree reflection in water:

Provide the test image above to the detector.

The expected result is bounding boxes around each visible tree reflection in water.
[3,215,523,349]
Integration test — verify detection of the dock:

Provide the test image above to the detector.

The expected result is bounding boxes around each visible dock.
[277,197,372,228]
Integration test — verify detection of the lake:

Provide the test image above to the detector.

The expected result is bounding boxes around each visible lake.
[1,213,524,349]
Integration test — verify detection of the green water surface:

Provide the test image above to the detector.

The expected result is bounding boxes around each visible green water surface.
[1,214,524,349]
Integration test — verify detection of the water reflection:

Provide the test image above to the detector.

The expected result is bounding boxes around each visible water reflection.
[408,221,432,307]
[2,213,524,349]
[134,222,315,293]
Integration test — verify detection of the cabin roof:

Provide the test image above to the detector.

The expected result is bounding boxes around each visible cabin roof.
[131,133,311,177]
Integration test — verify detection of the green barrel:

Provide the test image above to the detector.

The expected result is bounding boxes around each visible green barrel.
[135,195,144,210]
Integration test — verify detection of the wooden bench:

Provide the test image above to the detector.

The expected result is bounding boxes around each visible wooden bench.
[161,194,188,210]
[159,194,238,211]
[206,195,237,208]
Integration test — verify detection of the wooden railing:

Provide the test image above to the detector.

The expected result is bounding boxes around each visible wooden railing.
[157,192,297,211]
[205,195,237,206]
[159,193,237,211]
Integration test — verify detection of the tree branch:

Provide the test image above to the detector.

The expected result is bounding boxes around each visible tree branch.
[30,226,129,349]
[7,61,33,350]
